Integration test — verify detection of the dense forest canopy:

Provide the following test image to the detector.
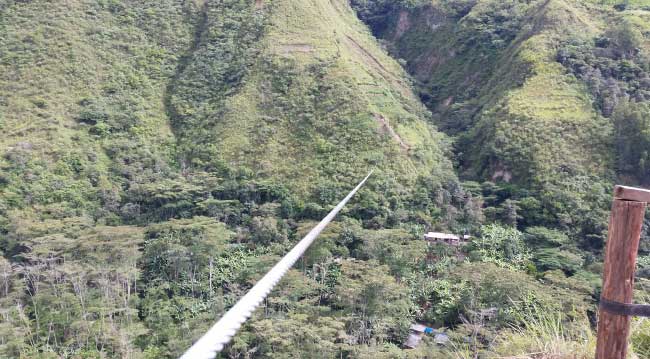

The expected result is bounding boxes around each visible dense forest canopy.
[1,0,650,358]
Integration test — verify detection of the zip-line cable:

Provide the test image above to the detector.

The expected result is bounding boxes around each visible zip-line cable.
[180,171,373,359]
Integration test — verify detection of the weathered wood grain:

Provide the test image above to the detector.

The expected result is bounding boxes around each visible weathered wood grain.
[614,185,650,203]
[595,199,647,359]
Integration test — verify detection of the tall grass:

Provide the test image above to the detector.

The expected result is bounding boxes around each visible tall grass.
[491,304,596,359]
[632,318,650,359]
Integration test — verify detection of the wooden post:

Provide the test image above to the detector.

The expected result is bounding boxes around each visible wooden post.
[595,185,650,359]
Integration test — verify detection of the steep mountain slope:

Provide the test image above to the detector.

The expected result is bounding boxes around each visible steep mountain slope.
[351,0,650,250]
[0,1,198,231]
[4,0,649,357]
[354,0,612,180]
[167,0,456,198]
[0,2,202,356]
[0,0,462,357]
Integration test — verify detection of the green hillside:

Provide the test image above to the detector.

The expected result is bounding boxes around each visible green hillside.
[1,0,650,358]
[351,0,650,356]
[0,0,464,357]
[166,0,459,199]
[352,0,650,249]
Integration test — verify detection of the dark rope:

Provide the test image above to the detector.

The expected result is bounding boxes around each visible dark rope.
[599,297,650,317]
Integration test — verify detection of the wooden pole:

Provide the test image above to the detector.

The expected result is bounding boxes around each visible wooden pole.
[595,186,649,359]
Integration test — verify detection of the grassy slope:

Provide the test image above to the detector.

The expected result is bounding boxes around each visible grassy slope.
[0,0,193,157]
[168,0,455,197]
[0,2,200,355]
[471,0,614,184]
[0,0,459,356]
[0,0,456,240]
[351,0,650,254]
[0,0,197,222]
[365,0,616,187]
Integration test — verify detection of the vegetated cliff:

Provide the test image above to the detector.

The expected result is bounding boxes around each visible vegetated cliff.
[167,0,458,198]
[0,0,460,233]
[2,0,649,357]
[352,0,650,250]
[0,0,465,357]
[354,0,613,181]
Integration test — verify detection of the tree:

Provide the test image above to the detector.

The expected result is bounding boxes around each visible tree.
[333,260,413,346]
[524,226,569,248]
[610,20,643,59]
[470,224,531,269]
[532,248,583,275]
[613,100,650,181]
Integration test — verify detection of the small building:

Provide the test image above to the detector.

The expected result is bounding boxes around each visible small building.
[424,232,469,246]
[403,324,434,349]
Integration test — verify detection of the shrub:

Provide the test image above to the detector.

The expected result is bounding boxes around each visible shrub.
[524,226,569,248]
[469,223,531,269]
[248,216,287,245]
[533,248,583,275]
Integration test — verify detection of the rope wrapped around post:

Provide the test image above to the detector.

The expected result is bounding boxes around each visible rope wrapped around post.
[599,297,650,317]
[595,185,650,359]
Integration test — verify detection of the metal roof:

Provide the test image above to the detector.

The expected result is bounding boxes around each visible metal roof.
[424,232,460,240]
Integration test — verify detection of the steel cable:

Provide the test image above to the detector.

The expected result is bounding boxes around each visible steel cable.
[180,171,373,359]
